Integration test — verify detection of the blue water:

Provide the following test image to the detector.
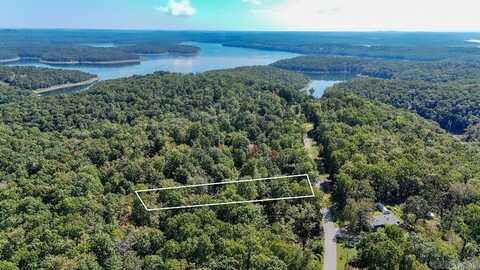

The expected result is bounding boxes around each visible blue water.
[81,43,117,48]
[8,42,340,96]
[9,42,299,80]
[306,74,355,97]
[309,80,341,97]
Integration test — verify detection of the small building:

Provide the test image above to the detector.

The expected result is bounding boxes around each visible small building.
[376,202,390,215]
[426,212,436,219]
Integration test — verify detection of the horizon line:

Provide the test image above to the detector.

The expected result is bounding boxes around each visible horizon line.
[1,27,480,34]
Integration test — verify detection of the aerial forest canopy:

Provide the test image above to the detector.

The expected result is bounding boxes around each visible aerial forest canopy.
[0,66,96,90]
[2,29,480,270]
[273,55,480,141]
[272,56,480,83]
[306,89,480,269]
[268,42,480,268]
[0,66,324,269]
[332,78,480,136]
[1,62,479,270]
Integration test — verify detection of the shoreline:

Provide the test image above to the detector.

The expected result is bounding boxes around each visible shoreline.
[2,50,199,66]
[1,56,141,66]
[300,80,314,93]
[275,68,360,76]
[39,58,141,65]
[33,77,99,94]
[0,57,21,64]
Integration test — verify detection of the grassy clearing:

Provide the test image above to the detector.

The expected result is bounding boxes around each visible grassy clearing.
[321,192,332,208]
[337,244,357,270]
[387,204,403,218]
[303,122,314,132]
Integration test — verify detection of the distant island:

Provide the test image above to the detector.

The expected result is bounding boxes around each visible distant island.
[0,42,200,66]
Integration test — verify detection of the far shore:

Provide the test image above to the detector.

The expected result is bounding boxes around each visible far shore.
[278,68,360,76]
[1,49,200,66]
[1,56,142,66]
[33,77,99,94]
[39,58,141,65]
[0,57,21,64]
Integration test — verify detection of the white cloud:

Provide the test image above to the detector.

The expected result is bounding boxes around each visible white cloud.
[242,0,262,5]
[156,0,196,16]
[252,0,480,31]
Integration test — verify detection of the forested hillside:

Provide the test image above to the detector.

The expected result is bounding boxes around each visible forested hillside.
[272,56,480,82]
[224,41,480,61]
[0,67,324,269]
[39,47,140,63]
[333,78,480,137]
[273,55,480,142]
[0,84,31,104]
[0,66,96,90]
[306,89,480,269]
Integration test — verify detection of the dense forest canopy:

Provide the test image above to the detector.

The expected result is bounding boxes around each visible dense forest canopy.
[331,78,480,136]
[1,61,479,269]
[272,56,480,83]
[272,54,480,142]
[2,29,480,270]
[0,66,325,269]
[0,66,96,90]
[267,40,480,268]
[39,47,140,63]
[0,84,30,104]
[306,89,480,269]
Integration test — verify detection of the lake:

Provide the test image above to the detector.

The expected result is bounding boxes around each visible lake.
[8,42,340,96]
[305,74,354,97]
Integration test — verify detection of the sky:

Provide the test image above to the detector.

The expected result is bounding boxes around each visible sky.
[1,0,480,32]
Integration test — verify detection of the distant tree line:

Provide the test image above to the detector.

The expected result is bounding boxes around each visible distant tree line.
[121,44,199,55]
[272,56,480,83]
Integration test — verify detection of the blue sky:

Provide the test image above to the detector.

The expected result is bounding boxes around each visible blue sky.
[1,0,480,31]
